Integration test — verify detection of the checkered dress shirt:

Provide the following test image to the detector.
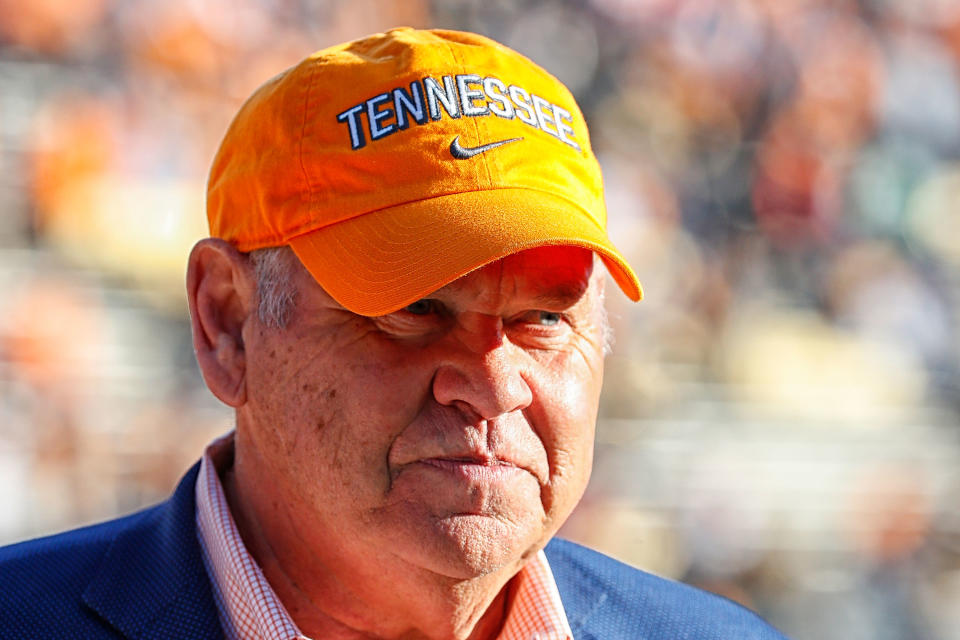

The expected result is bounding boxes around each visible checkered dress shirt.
[195,433,574,640]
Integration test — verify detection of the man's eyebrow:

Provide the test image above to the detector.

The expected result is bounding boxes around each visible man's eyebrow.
[529,283,590,307]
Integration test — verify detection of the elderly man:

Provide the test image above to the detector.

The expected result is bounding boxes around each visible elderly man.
[0,28,787,640]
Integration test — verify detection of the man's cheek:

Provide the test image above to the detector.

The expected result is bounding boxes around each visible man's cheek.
[355,355,436,421]
[540,445,594,527]
[531,366,599,441]
[525,378,597,516]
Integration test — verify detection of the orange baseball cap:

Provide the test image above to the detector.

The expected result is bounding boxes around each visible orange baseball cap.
[207,27,642,316]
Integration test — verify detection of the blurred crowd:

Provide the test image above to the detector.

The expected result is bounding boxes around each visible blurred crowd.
[1,1,959,638]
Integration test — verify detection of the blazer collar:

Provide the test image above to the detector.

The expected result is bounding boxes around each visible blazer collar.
[81,463,224,639]
[544,538,609,639]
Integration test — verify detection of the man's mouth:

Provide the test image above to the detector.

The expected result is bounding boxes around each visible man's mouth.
[416,457,526,481]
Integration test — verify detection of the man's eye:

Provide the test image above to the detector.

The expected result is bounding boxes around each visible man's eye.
[537,311,562,326]
[403,299,438,315]
[518,310,562,326]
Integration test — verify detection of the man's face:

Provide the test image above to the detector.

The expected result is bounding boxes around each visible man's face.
[238,245,606,581]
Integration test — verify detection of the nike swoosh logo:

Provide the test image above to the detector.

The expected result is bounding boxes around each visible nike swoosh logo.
[449,135,523,159]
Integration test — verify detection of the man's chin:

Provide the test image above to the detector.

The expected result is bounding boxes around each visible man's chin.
[402,513,542,581]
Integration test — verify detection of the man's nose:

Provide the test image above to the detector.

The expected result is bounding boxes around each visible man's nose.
[431,314,533,420]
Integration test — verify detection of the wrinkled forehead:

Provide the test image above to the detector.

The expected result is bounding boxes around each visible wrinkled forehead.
[427,245,600,309]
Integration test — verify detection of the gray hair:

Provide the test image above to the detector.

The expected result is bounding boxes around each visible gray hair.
[600,300,614,357]
[249,246,298,328]
[248,246,615,355]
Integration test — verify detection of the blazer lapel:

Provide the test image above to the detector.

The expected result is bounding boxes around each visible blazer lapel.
[81,463,224,639]
[544,539,610,639]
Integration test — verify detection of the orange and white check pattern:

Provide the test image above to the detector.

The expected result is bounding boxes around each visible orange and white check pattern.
[195,434,304,640]
[195,433,573,640]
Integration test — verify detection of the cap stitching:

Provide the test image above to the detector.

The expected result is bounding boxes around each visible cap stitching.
[443,40,493,190]
[268,184,607,247]
[232,184,606,251]
[297,59,321,222]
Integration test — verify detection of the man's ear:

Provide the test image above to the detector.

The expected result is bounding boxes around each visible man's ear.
[186,238,256,407]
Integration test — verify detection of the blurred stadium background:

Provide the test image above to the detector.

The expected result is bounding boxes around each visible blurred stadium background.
[1,1,959,638]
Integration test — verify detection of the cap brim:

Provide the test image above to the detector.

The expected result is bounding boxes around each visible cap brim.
[288,187,643,316]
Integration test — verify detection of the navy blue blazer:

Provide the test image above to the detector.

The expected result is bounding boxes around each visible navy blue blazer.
[0,464,788,639]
